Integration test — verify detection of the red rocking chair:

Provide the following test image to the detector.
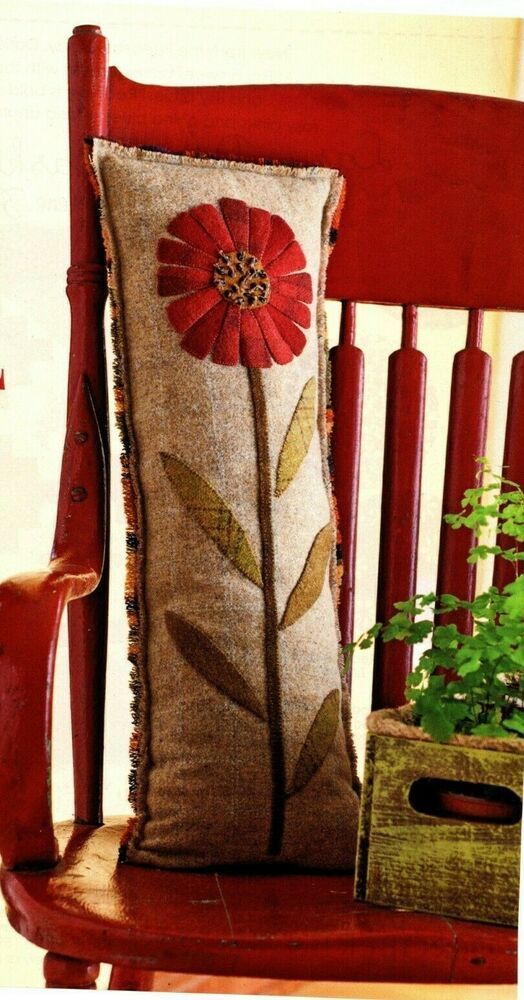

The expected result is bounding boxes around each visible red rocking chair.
[0,24,522,990]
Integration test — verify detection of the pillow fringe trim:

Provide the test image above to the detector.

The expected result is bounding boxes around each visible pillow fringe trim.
[86,140,153,859]
[316,177,360,792]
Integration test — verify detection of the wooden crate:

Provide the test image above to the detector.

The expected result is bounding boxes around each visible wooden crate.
[355,726,523,926]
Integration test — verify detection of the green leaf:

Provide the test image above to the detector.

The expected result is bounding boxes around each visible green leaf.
[279,523,332,629]
[467,544,503,564]
[287,689,340,796]
[382,617,433,644]
[502,713,524,736]
[470,723,511,738]
[439,594,461,609]
[433,624,460,650]
[275,378,316,496]
[360,624,382,649]
[508,644,524,667]
[161,452,262,588]
[165,611,267,720]
[455,650,482,676]
[419,707,456,742]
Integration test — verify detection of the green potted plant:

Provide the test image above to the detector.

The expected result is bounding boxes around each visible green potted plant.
[351,461,524,926]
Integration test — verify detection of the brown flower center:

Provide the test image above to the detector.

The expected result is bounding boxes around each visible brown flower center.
[213,249,271,309]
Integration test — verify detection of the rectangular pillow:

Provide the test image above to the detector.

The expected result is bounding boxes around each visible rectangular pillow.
[89,138,360,869]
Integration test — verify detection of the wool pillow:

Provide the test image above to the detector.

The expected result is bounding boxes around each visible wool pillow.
[90,138,360,869]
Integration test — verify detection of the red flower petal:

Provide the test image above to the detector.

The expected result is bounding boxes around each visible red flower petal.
[160,200,312,369]
[272,271,313,304]
[255,308,294,364]
[157,238,215,271]
[266,241,307,277]
[167,211,220,256]
[190,204,235,253]
[270,291,311,329]
[181,300,228,359]
[248,207,271,259]
[239,310,271,368]
[212,307,241,366]
[219,198,249,249]
[158,266,211,297]
[263,215,296,265]
[267,306,307,356]
[166,287,221,333]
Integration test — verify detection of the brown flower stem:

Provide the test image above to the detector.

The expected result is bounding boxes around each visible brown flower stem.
[248,366,285,856]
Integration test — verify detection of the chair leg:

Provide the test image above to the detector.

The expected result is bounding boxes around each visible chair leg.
[108,966,156,990]
[43,952,100,989]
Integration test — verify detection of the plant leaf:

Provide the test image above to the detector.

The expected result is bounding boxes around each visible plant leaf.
[161,452,262,588]
[280,523,333,629]
[502,713,524,736]
[470,723,511,738]
[275,378,316,496]
[165,611,266,720]
[287,689,340,796]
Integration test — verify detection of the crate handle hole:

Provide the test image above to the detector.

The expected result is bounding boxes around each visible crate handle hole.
[408,777,522,824]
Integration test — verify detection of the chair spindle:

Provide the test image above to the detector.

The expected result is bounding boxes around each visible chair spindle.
[372,304,427,709]
[493,350,524,591]
[330,302,364,647]
[436,309,491,634]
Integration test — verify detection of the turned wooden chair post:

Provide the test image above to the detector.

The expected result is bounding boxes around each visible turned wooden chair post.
[66,25,110,829]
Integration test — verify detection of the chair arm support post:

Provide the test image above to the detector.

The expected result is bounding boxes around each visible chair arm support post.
[67,24,110,828]
[0,377,105,869]
[0,565,99,870]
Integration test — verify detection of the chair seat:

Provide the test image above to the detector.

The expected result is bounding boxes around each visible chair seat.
[0,820,517,984]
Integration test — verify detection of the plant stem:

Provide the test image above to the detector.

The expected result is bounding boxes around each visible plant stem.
[248,367,285,856]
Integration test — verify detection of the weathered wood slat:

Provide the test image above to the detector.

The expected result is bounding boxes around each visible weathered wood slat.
[330,303,364,646]
[373,306,426,709]
[437,311,491,634]
[356,730,522,926]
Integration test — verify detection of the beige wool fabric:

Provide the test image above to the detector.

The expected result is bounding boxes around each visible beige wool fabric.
[91,138,360,869]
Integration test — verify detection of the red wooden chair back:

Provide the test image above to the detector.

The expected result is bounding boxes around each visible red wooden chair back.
[67,25,524,827]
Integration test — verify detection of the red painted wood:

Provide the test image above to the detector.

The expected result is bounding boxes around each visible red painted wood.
[373,306,426,708]
[67,25,110,826]
[437,311,491,633]
[1,23,523,990]
[0,822,517,984]
[0,381,104,869]
[493,351,524,591]
[106,69,524,312]
[330,303,364,646]
[108,967,156,991]
[450,921,519,984]
[44,952,100,990]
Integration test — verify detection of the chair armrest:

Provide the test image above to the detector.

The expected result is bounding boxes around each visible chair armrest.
[0,377,105,869]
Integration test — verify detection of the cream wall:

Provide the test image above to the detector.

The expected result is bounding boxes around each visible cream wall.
[0,3,522,994]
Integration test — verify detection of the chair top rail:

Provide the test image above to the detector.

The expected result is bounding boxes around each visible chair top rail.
[103,64,524,312]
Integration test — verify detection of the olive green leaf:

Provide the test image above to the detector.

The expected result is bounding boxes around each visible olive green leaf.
[165,611,266,720]
[279,522,333,629]
[275,378,316,496]
[161,452,262,588]
[287,689,341,797]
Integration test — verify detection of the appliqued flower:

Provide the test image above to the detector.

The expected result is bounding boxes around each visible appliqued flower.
[157,198,313,368]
